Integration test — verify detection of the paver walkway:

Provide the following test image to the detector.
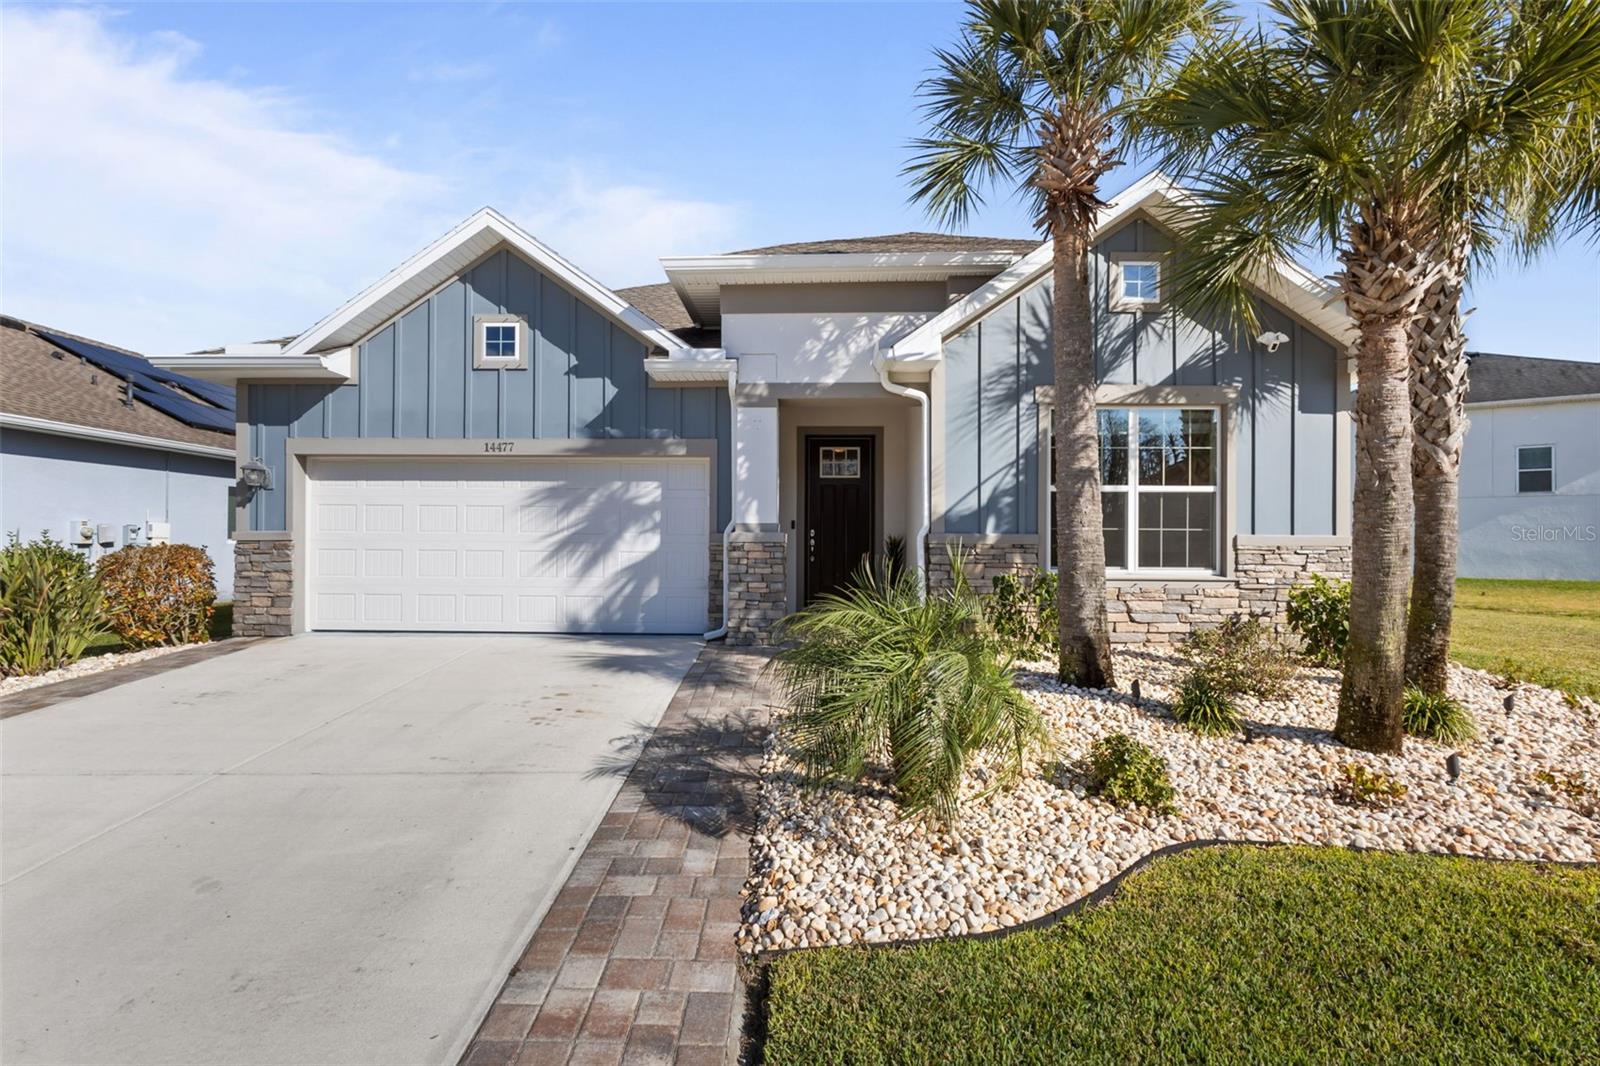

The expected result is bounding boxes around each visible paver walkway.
[460,646,773,1066]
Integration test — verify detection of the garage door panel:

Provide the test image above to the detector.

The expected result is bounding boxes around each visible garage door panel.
[308,458,709,634]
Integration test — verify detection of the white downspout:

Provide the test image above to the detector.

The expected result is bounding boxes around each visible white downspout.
[873,352,929,594]
[703,358,738,640]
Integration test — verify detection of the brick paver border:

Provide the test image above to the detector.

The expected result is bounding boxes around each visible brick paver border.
[461,646,772,1066]
[0,638,261,719]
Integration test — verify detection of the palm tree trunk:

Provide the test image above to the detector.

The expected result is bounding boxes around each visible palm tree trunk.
[1405,254,1469,696]
[1335,208,1439,753]
[1051,225,1115,688]
[1338,310,1413,752]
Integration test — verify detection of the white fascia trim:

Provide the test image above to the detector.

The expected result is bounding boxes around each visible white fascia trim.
[147,349,353,385]
[661,250,1026,326]
[1466,393,1600,410]
[886,170,1356,364]
[0,412,234,460]
[281,207,689,358]
[643,354,738,384]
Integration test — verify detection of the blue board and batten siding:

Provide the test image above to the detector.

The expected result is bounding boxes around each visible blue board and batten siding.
[942,217,1344,538]
[245,248,732,531]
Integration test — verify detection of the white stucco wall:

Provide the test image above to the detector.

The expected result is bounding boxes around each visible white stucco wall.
[722,311,935,384]
[0,429,236,597]
[1458,397,1599,579]
[734,403,781,527]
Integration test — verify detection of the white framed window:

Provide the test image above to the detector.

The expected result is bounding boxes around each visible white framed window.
[1110,259,1163,311]
[472,314,527,369]
[819,446,862,479]
[1516,444,1555,494]
[481,322,519,363]
[1049,406,1220,574]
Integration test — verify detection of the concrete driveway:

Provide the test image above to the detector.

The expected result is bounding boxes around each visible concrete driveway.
[0,634,702,1066]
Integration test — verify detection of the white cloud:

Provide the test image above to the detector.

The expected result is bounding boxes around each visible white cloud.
[507,170,743,289]
[1,8,739,353]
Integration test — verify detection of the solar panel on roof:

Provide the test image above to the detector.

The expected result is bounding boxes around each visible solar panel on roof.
[36,328,236,432]
[131,385,236,433]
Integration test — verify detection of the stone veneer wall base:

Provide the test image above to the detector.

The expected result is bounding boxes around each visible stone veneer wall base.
[234,539,294,637]
[726,531,788,646]
[925,534,1352,645]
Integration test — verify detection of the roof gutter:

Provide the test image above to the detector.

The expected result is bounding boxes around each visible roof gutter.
[148,348,354,385]
[0,412,234,459]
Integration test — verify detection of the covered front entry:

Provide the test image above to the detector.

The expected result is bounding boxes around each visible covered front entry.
[306,456,709,633]
[803,434,876,603]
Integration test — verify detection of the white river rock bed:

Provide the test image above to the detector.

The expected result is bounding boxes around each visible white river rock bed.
[738,650,1599,955]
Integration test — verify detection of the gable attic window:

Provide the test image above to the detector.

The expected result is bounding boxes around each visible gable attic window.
[473,314,527,369]
[1110,258,1163,311]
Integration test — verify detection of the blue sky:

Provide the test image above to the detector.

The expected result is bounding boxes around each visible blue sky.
[3,2,1596,360]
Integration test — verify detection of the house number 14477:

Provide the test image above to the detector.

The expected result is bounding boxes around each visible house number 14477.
[483,441,515,453]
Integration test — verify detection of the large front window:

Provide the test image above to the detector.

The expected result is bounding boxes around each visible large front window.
[1050,406,1220,573]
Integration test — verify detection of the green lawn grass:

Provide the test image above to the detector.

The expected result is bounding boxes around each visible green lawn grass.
[760,846,1600,1065]
[1452,579,1600,700]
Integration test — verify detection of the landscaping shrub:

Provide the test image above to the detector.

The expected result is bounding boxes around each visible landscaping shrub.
[983,569,1058,658]
[1171,671,1240,736]
[1181,615,1294,699]
[1286,574,1350,666]
[1332,763,1407,808]
[1083,733,1176,813]
[0,533,106,676]
[96,544,216,648]
[1402,687,1478,744]
[768,559,1046,824]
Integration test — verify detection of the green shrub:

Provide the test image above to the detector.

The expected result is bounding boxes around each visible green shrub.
[96,544,216,648]
[1286,574,1350,666]
[0,533,106,676]
[1402,687,1477,744]
[1181,615,1294,699]
[1332,763,1408,808]
[983,569,1058,658]
[1172,670,1241,735]
[1083,733,1176,813]
[768,559,1046,824]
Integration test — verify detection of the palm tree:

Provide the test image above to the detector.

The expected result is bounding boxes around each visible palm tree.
[904,0,1223,689]
[1407,3,1600,695]
[1135,1,1539,752]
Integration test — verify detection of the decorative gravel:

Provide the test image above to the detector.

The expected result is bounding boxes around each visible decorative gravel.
[739,650,1600,955]
[0,644,201,696]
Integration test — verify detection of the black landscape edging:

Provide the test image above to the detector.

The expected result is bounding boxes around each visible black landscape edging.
[738,838,1598,1064]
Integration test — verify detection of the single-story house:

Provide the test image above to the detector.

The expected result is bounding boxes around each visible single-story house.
[152,171,1358,643]
[1458,352,1600,580]
[1,316,238,597]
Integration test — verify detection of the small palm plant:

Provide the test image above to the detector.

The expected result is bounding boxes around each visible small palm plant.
[768,558,1046,824]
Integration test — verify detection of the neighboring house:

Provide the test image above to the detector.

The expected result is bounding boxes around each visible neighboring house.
[0,317,239,597]
[153,171,1357,643]
[1458,352,1600,580]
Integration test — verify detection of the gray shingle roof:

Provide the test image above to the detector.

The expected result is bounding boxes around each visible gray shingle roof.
[1466,352,1600,404]
[731,232,1039,256]
[0,317,234,450]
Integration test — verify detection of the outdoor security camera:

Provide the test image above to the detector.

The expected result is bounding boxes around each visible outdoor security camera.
[1256,331,1290,353]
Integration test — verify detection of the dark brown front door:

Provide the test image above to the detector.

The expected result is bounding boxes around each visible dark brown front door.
[804,435,875,604]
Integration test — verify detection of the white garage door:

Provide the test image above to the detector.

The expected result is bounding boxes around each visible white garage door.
[306,457,710,633]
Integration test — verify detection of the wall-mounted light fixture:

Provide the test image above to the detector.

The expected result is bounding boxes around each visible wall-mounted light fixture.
[1256,330,1290,353]
[239,458,273,492]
